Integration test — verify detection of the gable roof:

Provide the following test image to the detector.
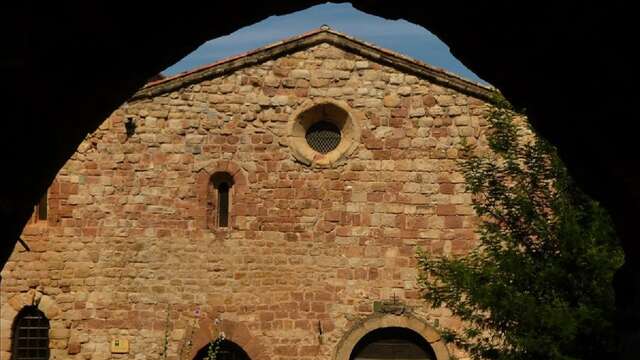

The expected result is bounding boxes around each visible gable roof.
[131,26,496,101]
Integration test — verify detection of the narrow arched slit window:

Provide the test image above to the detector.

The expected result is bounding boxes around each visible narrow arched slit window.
[12,306,50,360]
[210,172,234,228]
[218,182,230,227]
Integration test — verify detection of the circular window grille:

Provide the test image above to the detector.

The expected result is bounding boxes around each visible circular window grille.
[305,121,342,154]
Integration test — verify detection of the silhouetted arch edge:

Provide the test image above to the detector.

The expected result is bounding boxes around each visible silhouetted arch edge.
[334,314,450,360]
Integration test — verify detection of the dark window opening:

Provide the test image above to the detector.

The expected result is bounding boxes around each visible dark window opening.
[305,121,341,154]
[218,182,229,227]
[210,172,234,229]
[12,306,50,360]
[350,327,436,360]
[33,191,47,223]
[37,193,47,221]
[194,339,251,360]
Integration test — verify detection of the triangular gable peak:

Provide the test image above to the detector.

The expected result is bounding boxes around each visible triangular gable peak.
[132,26,496,101]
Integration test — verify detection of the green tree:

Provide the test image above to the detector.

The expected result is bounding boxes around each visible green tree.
[417,98,623,360]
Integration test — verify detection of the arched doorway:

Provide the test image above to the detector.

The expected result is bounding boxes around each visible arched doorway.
[193,339,251,360]
[335,315,449,360]
[350,327,436,360]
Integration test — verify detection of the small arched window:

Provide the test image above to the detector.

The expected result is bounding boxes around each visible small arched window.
[210,172,234,228]
[12,306,50,360]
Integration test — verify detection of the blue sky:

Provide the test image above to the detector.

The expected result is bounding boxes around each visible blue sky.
[163,3,486,84]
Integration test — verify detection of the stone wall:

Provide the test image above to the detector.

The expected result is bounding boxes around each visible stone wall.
[1,42,490,360]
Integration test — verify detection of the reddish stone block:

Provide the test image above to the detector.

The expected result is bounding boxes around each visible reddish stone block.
[367,192,383,202]
[259,312,274,322]
[368,267,379,280]
[67,341,81,354]
[423,94,437,107]
[357,303,373,313]
[274,345,298,356]
[436,204,457,215]
[325,210,341,222]
[439,182,455,194]
[364,138,383,150]
[444,216,464,228]
[300,345,320,356]
[391,107,408,118]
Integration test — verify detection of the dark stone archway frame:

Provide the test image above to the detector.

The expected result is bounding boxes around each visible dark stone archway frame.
[3,2,639,358]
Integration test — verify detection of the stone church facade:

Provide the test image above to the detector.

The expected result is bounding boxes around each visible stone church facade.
[1,28,495,360]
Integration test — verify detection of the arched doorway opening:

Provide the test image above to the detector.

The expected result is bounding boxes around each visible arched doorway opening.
[349,327,436,360]
[193,339,251,360]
